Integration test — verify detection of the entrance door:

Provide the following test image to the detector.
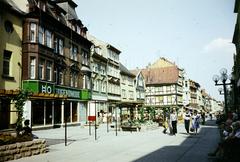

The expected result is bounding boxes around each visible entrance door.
[0,99,10,130]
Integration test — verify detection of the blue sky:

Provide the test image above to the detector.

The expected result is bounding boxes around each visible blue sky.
[76,0,236,101]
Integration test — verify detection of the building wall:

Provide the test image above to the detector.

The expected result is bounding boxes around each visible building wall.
[120,74,135,102]
[0,9,22,90]
[145,84,182,107]
[0,4,23,129]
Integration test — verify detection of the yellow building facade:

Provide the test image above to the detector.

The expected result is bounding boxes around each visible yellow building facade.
[0,1,24,130]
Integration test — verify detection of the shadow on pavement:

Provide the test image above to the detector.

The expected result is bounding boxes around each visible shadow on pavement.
[45,138,76,146]
[133,120,219,162]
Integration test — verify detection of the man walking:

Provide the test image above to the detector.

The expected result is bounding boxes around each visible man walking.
[170,109,178,135]
[184,108,191,134]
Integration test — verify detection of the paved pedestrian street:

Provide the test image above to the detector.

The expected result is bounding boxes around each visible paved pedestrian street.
[11,120,219,162]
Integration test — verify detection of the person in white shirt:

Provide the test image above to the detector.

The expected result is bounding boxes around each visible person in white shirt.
[170,109,178,135]
[184,108,191,134]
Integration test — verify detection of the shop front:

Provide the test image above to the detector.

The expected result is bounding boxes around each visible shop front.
[22,80,91,128]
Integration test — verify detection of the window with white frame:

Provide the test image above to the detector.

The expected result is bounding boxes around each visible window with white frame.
[70,72,77,87]
[83,75,90,89]
[59,39,63,55]
[59,71,63,85]
[70,44,78,61]
[54,37,64,55]
[82,50,89,65]
[38,59,44,80]
[30,57,36,79]
[167,96,172,104]
[38,26,44,44]
[3,50,12,76]
[102,81,106,93]
[76,26,81,34]
[46,61,52,81]
[122,89,126,98]
[54,38,58,53]
[138,77,144,87]
[45,30,52,48]
[30,23,36,42]
[129,91,134,99]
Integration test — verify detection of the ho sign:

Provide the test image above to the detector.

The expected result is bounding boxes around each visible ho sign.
[41,85,52,94]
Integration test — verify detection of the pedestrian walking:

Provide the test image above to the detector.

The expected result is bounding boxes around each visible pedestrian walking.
[184,108,191,134]
[162,116,169,134]
[191,110,201,135]
[170,109,178,135]
[201,110,205,125]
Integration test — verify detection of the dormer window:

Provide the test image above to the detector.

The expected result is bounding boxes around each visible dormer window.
[37,0,46,12]
[76,26,81,34]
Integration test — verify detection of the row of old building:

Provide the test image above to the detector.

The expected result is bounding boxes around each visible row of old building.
[231,0,240,114]
[0,0,222,130]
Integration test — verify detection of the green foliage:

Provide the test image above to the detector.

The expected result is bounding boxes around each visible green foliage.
[148,107,155,120]
[139,107,145,123]
[12,90,29,135]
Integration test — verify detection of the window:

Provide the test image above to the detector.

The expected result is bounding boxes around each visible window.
[30,57,36,79]
[46,61,52,81]
[82,50,89,65]
[54,38,58,53]
[76,26,81,34]
[122,89,126,98]
[3,50,12,76]
[70,44,78,61]
[54,68,64,85]
[83,75,90,89]
[70,72,78,87]
[54,37,64,55]
[38,26,44,44]
[59,72,63,85]
[166,86,171,93]
[38,1,46,11]
[30,23,36,42]
[129,91,134,99]
[45,30,52,48]
[167,96,172,104]
[4,20,13,33]
[59,39,63,55]
[38,59,44,80]
[138,77,144,87]
[158,96,164,104]
[102,81,106,93]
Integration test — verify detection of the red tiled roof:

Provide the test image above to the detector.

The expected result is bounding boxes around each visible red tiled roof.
[141,66,179,84]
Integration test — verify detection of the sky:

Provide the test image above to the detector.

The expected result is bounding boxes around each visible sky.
[76,0,236,101]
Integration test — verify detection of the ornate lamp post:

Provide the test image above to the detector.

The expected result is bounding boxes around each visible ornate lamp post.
[212,68,233,114]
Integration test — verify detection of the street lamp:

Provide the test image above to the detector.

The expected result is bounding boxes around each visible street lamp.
[212,68,233,114]
[218,87,224,95]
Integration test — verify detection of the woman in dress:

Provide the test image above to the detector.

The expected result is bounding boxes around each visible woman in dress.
[192,110,201,135]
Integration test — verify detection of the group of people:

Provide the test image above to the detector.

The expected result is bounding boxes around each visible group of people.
[208,111,240,162]
[162,108,202,135]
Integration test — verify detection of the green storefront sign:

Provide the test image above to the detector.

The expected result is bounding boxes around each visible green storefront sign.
[22,80,91,100]
[22,80,54,94]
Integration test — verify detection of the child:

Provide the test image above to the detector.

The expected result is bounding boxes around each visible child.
[162,117,169,134]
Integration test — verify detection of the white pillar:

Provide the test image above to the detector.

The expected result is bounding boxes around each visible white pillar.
[44,101,46,126]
